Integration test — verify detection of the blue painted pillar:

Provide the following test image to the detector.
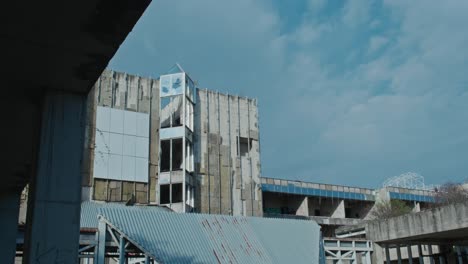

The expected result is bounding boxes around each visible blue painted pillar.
[119,235,126,264]
[23,92,86,264]
[0,191,21,263]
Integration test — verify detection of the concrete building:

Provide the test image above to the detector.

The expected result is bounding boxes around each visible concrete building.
[80,65,262,216]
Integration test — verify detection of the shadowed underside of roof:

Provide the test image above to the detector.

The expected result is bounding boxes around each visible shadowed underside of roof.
[98,207,322,264]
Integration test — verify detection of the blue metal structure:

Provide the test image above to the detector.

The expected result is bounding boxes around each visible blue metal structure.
[388,192,435,203]
[262,183,375,201]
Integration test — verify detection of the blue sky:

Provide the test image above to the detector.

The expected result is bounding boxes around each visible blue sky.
[109,0,468,188]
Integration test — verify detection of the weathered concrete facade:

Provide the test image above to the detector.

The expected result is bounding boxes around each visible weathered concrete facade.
[81,70,160,204]
[80,69,262,217]
[195,90,262,216]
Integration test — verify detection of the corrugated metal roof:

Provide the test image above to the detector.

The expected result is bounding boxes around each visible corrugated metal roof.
[80,201,172,229]
[98,207,322,264]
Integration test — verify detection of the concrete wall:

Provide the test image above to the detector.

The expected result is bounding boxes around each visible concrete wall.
[367,203,468,243]
[195,90,262,216]
[81,70,159,204]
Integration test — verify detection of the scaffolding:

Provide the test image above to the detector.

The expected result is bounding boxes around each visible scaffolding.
[382,172,435,191]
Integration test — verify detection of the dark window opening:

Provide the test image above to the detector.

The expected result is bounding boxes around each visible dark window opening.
[314,209,321,216]
[160,184,170,204]
[345,208,351,218]
[160,140,170,172]
[172,183,183,203]
[237,137,253,157]
[172,138,183,170]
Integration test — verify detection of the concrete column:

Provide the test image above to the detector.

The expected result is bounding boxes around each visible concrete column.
[385,245,391,264]
[396,245,402,264]
[0,191,21,263]
[296,196,309,216]
[428,244,435,264]
[331,199,345,218]
[372,243,385,264]
[456,246,463,264]
[24,92,86,264]
[407,245,413,264]
[418,244,424,264]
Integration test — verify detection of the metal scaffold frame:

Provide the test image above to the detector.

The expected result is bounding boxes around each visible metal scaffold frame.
[78,216,157,264]
[323,238,373,264]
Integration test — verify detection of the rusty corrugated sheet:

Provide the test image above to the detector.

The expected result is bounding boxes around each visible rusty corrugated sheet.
[98,207,321,263]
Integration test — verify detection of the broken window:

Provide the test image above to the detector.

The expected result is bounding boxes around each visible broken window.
[185,141,193,172]
[185,99,194,131]
[172,138,183,170]
[237,137,253,157]
[160,138,183,172]
[160,140,170,172]
[160,95,183,128]
[172,183,183,203]
[160,184,170,204]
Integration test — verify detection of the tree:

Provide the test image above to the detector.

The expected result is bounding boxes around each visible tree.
[433,182,468,207]
[370,200,412,220]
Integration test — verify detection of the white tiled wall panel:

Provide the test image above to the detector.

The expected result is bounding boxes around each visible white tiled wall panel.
[122,135,136,156]
[96,106,110,132]
[122,156,136,181]
[135,157,148,182]
[108,154,123,181]
[109,133,124,155]
[93,106,149,183]
[93,152,109,179]
[135,137,149,158]
[110,108,124,134]
[95,131,110,153]
[136,112,150,137]
[124,110,137,136]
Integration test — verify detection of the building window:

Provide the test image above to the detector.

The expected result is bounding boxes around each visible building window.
[160,184,170,204]
[172,183,183,203]
[160,138,184,172]
[237,136,253,157]
[160,95,183,128]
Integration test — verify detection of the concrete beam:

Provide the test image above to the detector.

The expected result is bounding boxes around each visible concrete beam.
[367,203,468,245]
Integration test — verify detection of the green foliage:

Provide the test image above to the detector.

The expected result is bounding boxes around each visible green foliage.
[370,200,412,220]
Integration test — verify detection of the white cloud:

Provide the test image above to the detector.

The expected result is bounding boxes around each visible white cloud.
[111,0,468,187]
[368,36,388,54]
[342,0,373,27]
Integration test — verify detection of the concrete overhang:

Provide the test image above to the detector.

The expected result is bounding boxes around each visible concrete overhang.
[1,0,151,194]
[367,203,468,246]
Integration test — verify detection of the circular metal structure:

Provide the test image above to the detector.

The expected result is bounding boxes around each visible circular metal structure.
[383,172,432,190]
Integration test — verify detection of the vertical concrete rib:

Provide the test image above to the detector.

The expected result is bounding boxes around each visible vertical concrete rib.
[217,91,222,213]
[247,100,253,216]
[385,245,391,264]
[237,96,244,215]
[396,245,402,264]
[206,89,210,213]
[227,95,233,215]
[407,245,413,264]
